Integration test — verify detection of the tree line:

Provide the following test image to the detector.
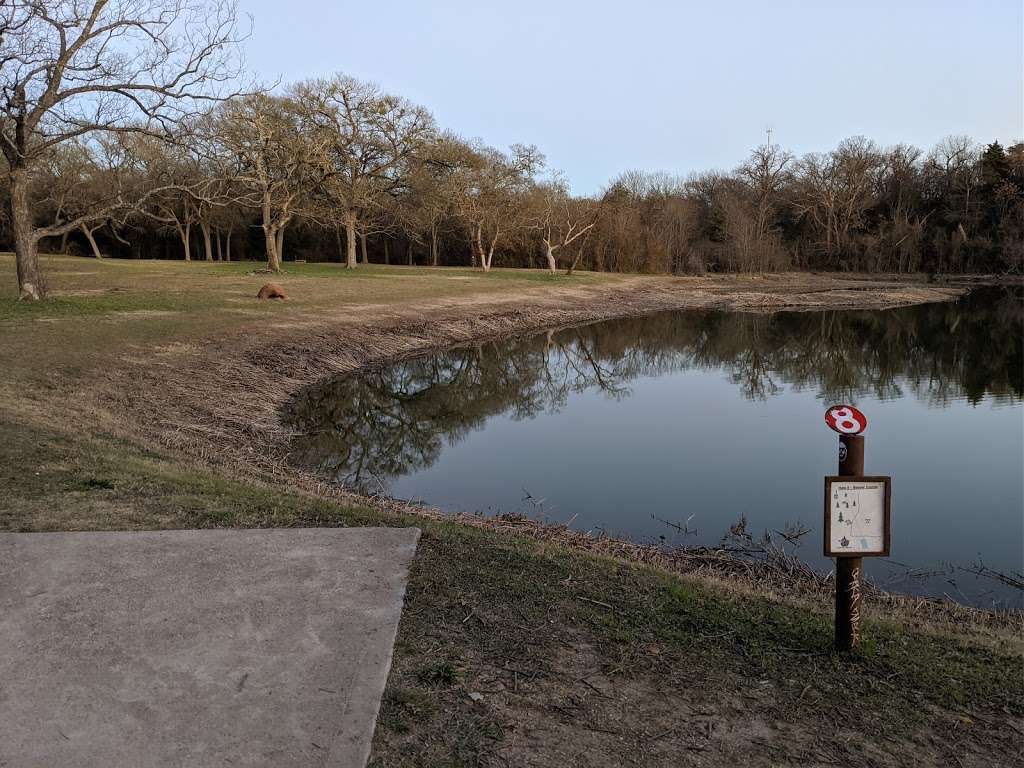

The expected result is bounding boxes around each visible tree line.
[2,1,1022,301]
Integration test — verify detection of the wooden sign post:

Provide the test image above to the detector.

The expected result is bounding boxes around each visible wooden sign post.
[823,406,891,652]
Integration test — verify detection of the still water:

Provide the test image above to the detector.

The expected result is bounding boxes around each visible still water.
[286,288,1024,609]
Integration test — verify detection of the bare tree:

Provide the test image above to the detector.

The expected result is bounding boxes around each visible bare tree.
[792,137,882,265]
[530,176,597,273]
[0,0,245,299]
[215,94,314,271]
[454,143,541,272]
[587,170,700,274]
[925,135,981,232]
[131,132,203,260]
[296,75,436,269]
[738,145,793,231]
[33,140,101,254]
[873,143,926,272]
[399,133,473,266]
[37,132,166,258]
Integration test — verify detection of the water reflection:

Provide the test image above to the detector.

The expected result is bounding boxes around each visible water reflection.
[286,287,1022,490]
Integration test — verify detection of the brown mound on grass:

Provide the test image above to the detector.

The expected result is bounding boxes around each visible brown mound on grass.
[257,283,287,300]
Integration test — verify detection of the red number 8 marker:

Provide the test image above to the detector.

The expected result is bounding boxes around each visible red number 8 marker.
[825,405,867,435]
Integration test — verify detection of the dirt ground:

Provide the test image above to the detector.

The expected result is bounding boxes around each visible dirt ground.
[2,255,1019,767]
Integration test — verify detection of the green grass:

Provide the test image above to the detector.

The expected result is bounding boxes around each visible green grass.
[0,254,619,399]
[414,660,461,687]
[0,419,376,531]
[0,290,225,320]
[200,261,595,280]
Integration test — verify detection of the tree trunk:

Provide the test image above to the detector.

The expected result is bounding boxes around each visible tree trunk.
[345,212,358,269]
[81,224,103,259]
[10,167,44,300]
[431,223,439,266]
[407,239,414,266]
[59,231,69,254]
[567,244,586,276]
[334,226,343,262]
[383,237,390,265]
[201,221,213,261]
[179,222,192,262]
[276,225,285,264]
[359,232,368,264]
[480,231,495,273]
[215,228,223,261]
[261,193,280,272]
[265,226,280,272]
[544,242,557,273]
[474,224,486,271]
[225,227,233,262]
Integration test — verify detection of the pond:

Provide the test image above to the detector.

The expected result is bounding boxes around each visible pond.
[285,287,1024,610]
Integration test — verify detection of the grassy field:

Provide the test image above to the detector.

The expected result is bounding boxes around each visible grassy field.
[1,254,1019,767]
[0,254,625,389]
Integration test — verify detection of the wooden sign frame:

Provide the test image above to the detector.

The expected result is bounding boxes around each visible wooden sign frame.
[823,476,891,558]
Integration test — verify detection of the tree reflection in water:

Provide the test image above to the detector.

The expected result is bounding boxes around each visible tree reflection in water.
[285,287,1022,491]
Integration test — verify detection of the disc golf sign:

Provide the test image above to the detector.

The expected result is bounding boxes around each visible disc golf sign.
[824,405,867,435]
[822,405,891,651]
[823,476,891,557]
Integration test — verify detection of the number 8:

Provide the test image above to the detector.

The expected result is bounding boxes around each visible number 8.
[832,407,862,433]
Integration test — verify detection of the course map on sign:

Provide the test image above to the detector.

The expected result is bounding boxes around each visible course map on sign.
[829,480,886,554]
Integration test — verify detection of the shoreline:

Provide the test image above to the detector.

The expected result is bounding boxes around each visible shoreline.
[78,270,1021,629]
[103,273,969,467]
[326,487,1024,633]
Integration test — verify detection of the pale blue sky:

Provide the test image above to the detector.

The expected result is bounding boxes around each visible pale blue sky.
[239,0,1023,193]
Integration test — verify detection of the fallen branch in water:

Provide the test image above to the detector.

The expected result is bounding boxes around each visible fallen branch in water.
[958,561,1024,591]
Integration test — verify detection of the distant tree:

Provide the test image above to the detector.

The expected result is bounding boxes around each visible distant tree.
[980,141,1010,188]
[454,143,542,271]
[399,134,474,266]
[216,94,316,271]
[131,133,202,261]
[295,75,436,269]
[737,144,793,248]
[925,135,981,232]
[792,137,882,266]
[868,144,925,272]
[530,176,597,273]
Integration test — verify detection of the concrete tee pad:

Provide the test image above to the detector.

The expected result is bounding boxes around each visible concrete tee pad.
[0,527,420,768]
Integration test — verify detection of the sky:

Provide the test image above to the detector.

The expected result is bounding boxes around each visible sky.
[238,0,1024,194]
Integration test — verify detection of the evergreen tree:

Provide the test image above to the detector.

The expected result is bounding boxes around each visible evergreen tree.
[980,142,1010,189]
